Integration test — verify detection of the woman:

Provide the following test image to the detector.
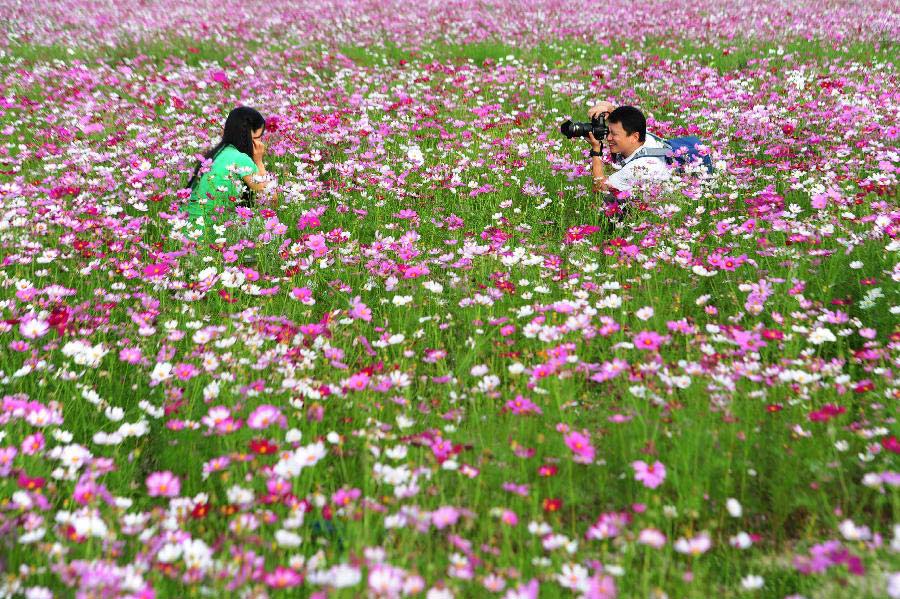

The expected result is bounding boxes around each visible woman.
[185,106,272,241]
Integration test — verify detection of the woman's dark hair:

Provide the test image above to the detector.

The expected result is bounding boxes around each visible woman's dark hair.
[187,106,265,189]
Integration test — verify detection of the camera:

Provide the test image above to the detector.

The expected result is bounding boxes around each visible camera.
[560,116,608,141]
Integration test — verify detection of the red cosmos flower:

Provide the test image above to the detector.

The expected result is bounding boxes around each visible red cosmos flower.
[48,306,69,333]
[808,404,846,422]
[766,404,784,413]
[249,439,279,455]
[854,380,875,394]
[542,498,562,513]
[62,524,86,543]
[191,502,210,519]
[538,464,558,477]
[218,289,238,303]
[881,436,900,454]
[17,473,45,491]
[761,329,784,340]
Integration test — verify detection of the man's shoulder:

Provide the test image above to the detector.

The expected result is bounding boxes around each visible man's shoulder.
[644,132,668,149]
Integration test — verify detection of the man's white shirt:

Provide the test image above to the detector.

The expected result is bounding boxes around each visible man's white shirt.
[606,132,670,192]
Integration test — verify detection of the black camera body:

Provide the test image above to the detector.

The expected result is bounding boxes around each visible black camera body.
[560,116,609,141]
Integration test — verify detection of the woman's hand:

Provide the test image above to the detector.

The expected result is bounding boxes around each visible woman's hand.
[252,138,266,165]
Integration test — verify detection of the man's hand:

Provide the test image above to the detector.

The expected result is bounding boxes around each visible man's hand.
[588,101,615,120]
[586,132,603,153]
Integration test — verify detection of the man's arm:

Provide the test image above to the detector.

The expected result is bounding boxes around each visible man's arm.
[587,132,610,193]
[588,100,616,120]
[591,153,607,193]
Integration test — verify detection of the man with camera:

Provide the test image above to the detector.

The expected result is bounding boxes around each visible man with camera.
[562,102,670,208]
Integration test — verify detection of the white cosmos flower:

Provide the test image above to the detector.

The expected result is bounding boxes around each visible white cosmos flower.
[197,266,218,281]
[730,532,753,549]
[327,563,362,588]
[635,306,654,321]
[741,575,764,590]
[19,527,46,544]
[181,538,212,572]
[275,529,303,548]
[556,563,590,591]
[20,318,49,339]
[157,543,182,563]
[150,362,173,384]
[73,511,108,538]
[808,327,836,345]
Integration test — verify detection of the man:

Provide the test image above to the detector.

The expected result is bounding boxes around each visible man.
[585,102,669,198]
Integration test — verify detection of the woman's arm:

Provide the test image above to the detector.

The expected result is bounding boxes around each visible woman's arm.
[242,138,271,193]
[242,170,270,193]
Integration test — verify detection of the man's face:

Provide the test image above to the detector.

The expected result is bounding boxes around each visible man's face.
[606,121,641,156]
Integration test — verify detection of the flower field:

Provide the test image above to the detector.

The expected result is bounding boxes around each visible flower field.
[0,1,898,597]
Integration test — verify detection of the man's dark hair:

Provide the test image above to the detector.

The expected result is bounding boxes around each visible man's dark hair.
[607,106,646,142]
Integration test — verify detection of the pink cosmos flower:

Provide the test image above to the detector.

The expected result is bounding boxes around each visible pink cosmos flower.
[146,470,180,497]
[506,395,542,415]
[21,432,45,455]
[582,573,617,599]
[346,372,370,391]
[349,296,372,322]
[264,566,302,588]
[632,460,667,489]
[565,431,596,464]
[586,511,631,541]
[119,347,143,364]
[172,363,199,381]
[290,287,315,305]
[674,532,712,555]
[332,487,361,507]
[306,234,328,257]
[247,405,285,430]
[633,331,664,351]
[431,506,461,529]
[504,578,539,599]
[638,528,667,548]
[0,446,17,476]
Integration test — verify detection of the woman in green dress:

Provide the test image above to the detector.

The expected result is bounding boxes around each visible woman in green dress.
[185,106,272,243]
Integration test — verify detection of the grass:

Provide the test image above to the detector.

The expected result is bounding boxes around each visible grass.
[0,25,896,599]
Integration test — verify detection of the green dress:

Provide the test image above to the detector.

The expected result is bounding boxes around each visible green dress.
[186,145,258,241]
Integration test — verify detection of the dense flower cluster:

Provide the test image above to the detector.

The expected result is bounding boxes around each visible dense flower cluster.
[0,1,898,597]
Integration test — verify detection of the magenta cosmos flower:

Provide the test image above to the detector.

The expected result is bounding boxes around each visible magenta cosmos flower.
[632,460,667,489]
[633,331,664,351]
[564,431,596,464]
[146,470,181,497]
[142,262,170,278]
